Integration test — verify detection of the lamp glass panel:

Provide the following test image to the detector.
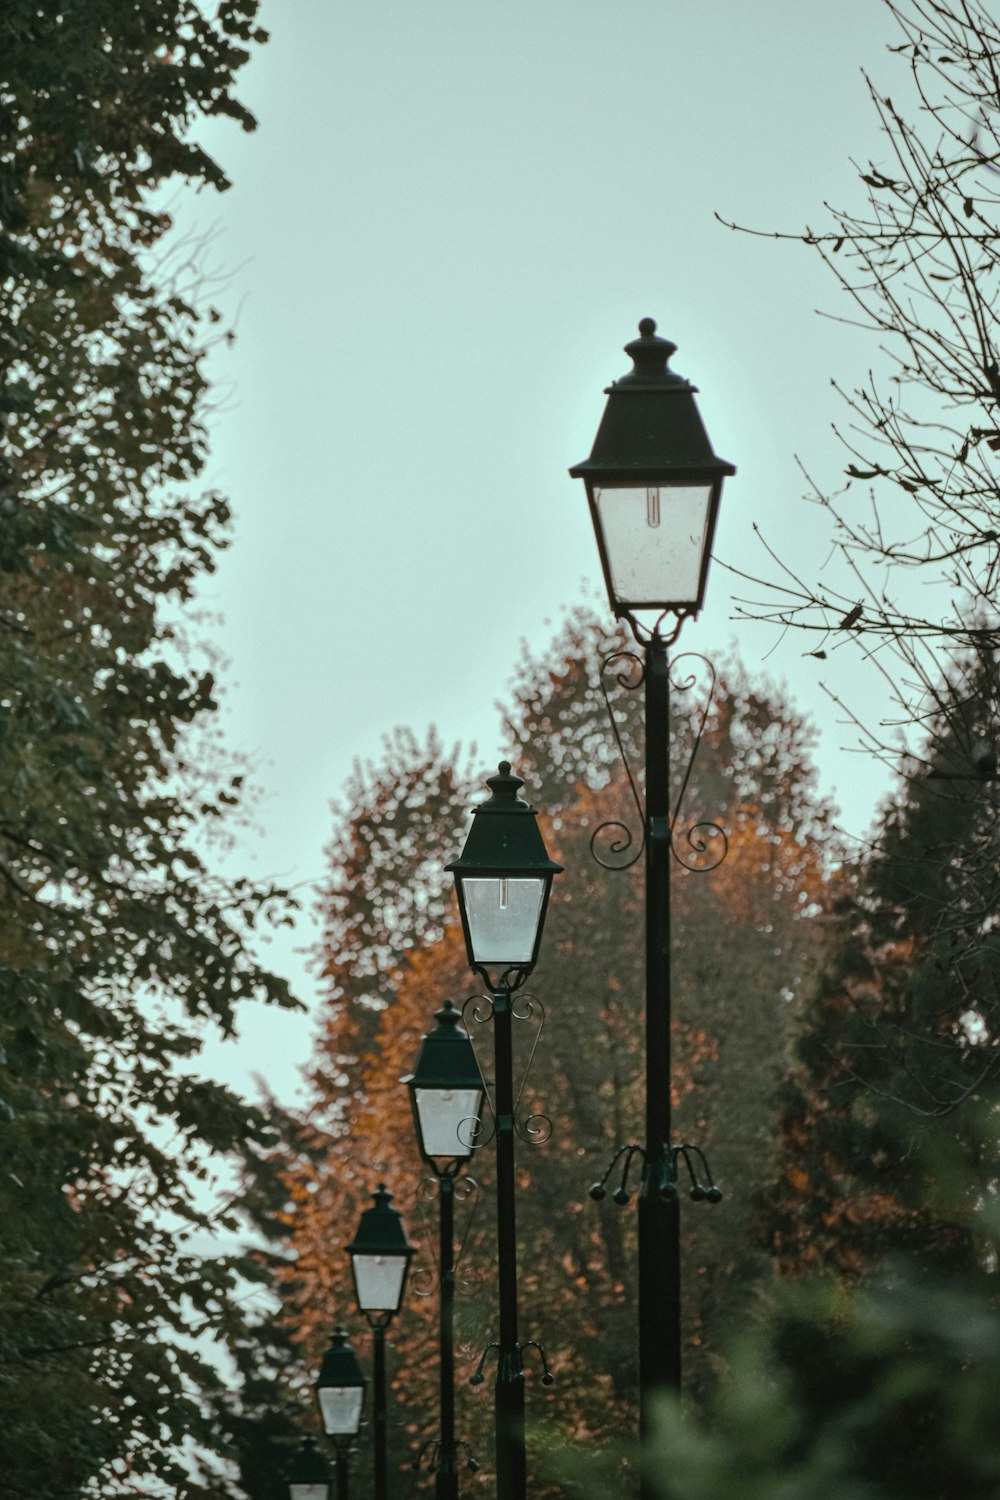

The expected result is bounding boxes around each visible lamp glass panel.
[290,1485,330,1500]
[415,1086,482,1159]
[594,484,713,606]
[352,1252,407,1312]
[317,1385,364,1437]
[460,876,544,964]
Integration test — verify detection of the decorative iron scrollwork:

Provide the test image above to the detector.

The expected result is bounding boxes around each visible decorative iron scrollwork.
[591,648,646,870]
[411,1176,481,1296]
[411,1438,480,1475]
[589,1141,722,1206]
[671,817,729,874]
[667,654,728,874]
[468,1338,554,1387]
[460,991,551,1148]
[591,645,729,876]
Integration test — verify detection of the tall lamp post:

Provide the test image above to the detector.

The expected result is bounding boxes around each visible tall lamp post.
[403,999,486,1499]
[346,1185,414,1500]
[447,762,562,1500]
[570,320,735,1468]
[314,1329,366,1500]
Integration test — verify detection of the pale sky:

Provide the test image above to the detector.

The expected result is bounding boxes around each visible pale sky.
[178,1,909,1104]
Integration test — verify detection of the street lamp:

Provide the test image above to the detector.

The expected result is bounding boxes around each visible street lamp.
[346,1184,413,1500]
[447,762,562,1500]
[287,1437,331,1500]
[569,318,734,633]
[447,762,562,982]
[403,1000,486,1499]
[405,999,485,1166]
[314,1329,366,1500]
[570,320,734,1480]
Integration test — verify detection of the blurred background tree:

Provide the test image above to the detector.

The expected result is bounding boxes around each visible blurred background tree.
[269,608,835,1496]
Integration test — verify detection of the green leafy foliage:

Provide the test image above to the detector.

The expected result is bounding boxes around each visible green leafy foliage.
[765,649,1000,1282]
[564,1254,1000,1500]
[0,5,300,1495]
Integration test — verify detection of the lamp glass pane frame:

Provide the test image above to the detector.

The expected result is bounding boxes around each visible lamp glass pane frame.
[456,873,548,968]
[317,1385,364,1438]
[588,478,723,614]
[351,1252,409,1314]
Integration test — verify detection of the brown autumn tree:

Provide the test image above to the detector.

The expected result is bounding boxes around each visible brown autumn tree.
[278,609,835,1496]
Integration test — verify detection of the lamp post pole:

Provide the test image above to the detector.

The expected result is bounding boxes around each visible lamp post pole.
[570,319,734,1479]
[491,979,525,1500]
[404,999,486,1499]
[446,762,562,1500]
[332,1440,350,1500]
[437,1172,459,1500]
[371,1319,389,1500]
[313,1329,366,1500]
[346,1185,413,1500]
[639,635,682,1396]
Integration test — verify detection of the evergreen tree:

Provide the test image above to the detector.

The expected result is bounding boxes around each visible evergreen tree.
[0,6,299,1495]
[766,649,1000,1280]
[621,1256,1000,1500]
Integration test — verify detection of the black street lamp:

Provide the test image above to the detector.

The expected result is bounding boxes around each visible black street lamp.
[403,1000,486,1499]
[569,318,734,633]
[287,1437,331,1500]
[570,320,734,1481]
[314,1330,366,1500]
[346,1184,414,1500]
[447,763,562,1500]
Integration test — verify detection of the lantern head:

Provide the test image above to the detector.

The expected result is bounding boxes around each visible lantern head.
[446,762,562,984]
[570,319,735,635]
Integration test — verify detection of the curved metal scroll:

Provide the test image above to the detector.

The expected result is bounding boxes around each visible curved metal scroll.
[668,654,729,874]
[511,992,552,1146]
[411,1438,480,1475]
[590,646,730,877]
[460,991,551,1148]
[469,1337,554,1386]
[411,1176,482,1296]
[591,647,646,870]
[588,1139,722,1206]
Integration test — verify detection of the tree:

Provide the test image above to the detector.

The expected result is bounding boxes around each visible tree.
[764,648,1000,1284]
[568,1253,1000,1500]
[279,609,835,1495]
[724,0,1000,766]
[0,6,300,1495]
[275,731,477,1491]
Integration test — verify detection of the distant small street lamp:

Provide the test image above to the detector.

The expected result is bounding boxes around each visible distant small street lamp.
[287,1437,331,1500]
[403,1000,486,1498]
[448,762,562,979]
[571,320,733,1493]
[406,999,485,1166]
[347,1185,414,1500]
[314,1330,366,1500]
[447,763,562,1500]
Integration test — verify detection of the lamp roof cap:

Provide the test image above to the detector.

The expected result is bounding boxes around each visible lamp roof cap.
[346,1183,415,1259]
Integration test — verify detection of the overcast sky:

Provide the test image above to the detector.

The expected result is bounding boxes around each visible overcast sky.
[177,1,910,1105]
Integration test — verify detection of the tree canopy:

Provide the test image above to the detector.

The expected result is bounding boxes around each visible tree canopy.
[0,6,299,1496]
[274,610,835,1496]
